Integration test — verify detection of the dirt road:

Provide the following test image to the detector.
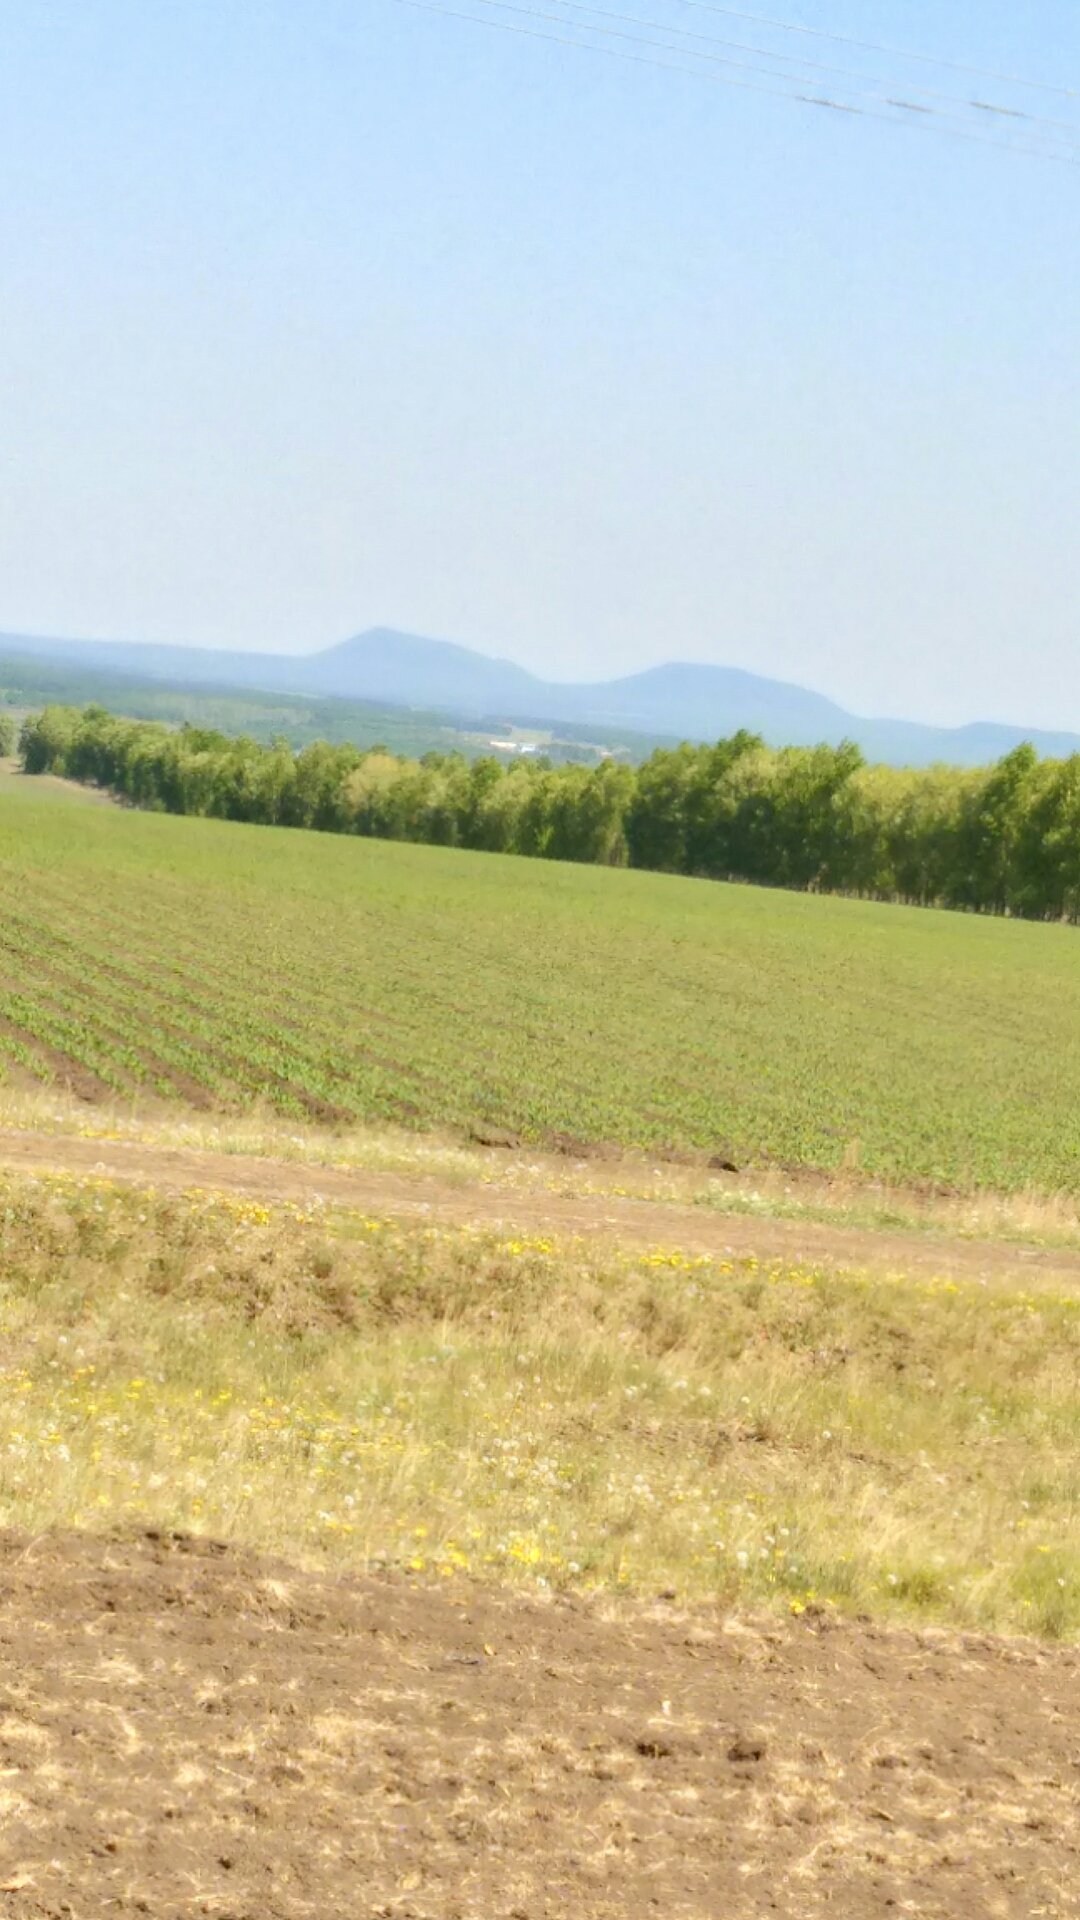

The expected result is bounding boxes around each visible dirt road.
[0,1528,1077,1919]
[3,1123,1080,1284]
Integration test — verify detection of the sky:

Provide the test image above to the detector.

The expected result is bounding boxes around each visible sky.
[2,1,1079,728]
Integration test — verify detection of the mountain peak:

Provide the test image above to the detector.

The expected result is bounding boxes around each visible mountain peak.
[3,625,1076,767]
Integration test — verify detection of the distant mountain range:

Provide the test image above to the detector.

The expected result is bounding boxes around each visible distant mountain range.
[3,625,1077,769]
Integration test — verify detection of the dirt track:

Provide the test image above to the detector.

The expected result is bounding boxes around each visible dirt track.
[0,1529,1078,1919]
[3,1124,1080,1285]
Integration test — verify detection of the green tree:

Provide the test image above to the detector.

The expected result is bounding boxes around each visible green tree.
[23,699,1080,928]
[683,731,766,876]
[18,706,81,774]
[625,746,697,871]
[953,744,1040,914]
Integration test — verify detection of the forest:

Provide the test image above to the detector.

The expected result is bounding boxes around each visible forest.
[0,657,634,761]
[20,702,1080,920]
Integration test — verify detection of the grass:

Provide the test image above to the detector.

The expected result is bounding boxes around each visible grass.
[5,770,1080,1194]
[7,1081,1080,1253]
[4,1169,1080,1639]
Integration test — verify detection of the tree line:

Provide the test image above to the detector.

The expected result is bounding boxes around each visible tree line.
[20,702,1080,920]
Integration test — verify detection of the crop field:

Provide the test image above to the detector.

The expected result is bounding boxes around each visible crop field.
[5,773,1080,1913]
[4,768,1080,1192]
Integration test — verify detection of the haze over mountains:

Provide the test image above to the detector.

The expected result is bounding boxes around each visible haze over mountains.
[4,626,1077,769]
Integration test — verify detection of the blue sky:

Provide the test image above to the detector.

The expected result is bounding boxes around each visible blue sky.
[2,1,1079,726]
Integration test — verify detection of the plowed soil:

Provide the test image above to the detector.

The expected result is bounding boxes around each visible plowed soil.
[1,1531,1078,1919]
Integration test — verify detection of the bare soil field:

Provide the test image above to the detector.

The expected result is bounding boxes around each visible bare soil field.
[2,1122,1080,1287]
[1,1529,1078,1920]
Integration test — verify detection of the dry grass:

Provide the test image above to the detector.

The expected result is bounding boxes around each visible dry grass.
[3,1169,1080,1638]
[6,1084,1080,1251]
[0,1085,490,1183]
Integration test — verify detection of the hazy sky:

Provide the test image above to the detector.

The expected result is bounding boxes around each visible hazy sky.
[2,1,1079,726]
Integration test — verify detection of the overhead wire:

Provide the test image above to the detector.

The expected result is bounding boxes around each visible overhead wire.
[392,0,1080,163]
[499,0,1080,142]
[664,1,1080,101]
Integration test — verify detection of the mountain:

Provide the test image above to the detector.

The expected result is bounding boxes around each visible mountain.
[4,625,1078,769]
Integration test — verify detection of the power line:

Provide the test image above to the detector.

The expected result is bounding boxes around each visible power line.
[668,1,1080,101]
[500,0,1080,143]
[393,0,1080,162]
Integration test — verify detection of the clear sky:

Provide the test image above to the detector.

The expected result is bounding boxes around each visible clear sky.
[2,1,1079,727]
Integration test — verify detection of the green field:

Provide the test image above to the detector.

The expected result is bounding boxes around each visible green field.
[3,769,1080,1193]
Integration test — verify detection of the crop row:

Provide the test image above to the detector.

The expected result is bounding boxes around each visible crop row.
[3,782,1080,1191]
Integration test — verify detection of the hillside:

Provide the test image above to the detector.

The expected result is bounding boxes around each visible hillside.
[25,701,1080,922]
[7,624,1079,767]
[5,768,1080,1918]
[4,1176,1080,1915]
[0,650,630,762]
[4,765,1080,1193]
